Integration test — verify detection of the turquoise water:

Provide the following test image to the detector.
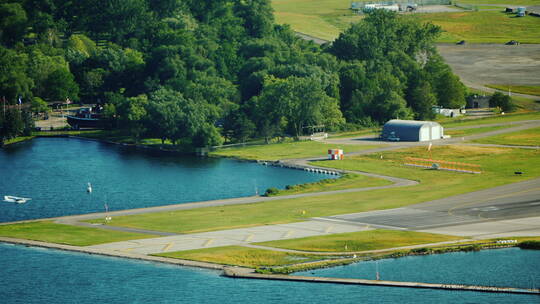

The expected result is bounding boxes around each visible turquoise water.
[0,138,334,222]
[297,248,540,290]
[0,244,537,303]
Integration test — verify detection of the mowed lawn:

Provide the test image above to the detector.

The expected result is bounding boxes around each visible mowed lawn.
[410,11,540,43]
[473,126,540,146]
[485,85,540,97]
[155,245,322,268]
[210,141,381,161]
[272,1,540,43]
[256,230,463,252]
[273,0,362,41]
[0,221,156,246]
[86,145,540,234]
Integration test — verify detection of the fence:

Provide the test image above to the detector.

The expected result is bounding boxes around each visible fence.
[404,157,482,174]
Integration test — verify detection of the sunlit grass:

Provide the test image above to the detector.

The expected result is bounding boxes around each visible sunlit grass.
[256,229,463,252]
[473,126,540,146]
[155,246,322,268]
[0,221,156,246]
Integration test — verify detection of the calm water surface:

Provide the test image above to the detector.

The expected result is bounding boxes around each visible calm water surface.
[0,244,537,304]
[0,138,334,222]
[297,247,540,289]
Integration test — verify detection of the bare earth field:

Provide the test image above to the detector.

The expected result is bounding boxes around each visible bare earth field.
[437,43,540,89]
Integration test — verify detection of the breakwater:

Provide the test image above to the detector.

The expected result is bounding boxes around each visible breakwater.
[223,268,540,295]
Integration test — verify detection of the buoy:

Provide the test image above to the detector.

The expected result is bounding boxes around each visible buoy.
[87,182,92,193]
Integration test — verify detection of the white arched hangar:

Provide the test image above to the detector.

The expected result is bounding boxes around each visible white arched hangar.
[381,119,444,142]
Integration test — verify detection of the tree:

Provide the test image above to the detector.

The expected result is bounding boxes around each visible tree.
[255,76,343,139]
[0,3,28,46]
[125,95,148,142]
[435,71,466,108]
[489,92,516,112]
[0,47,34,102]
[408,81,436,120]
[43,69,79,101]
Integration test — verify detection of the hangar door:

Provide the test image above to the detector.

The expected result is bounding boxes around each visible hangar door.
[419,126,430,141]
[431,125,441,140]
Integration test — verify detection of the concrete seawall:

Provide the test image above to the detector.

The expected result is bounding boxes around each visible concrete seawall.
[223,268,540,295]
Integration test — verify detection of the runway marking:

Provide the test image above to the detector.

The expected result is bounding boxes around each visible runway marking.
[282,230,294,238]
[162,242,173,252]
[448,186,540,216]
[203,239,215,247]
[244,234,254,242]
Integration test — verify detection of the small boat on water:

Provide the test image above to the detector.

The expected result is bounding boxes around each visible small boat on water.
[87,182,92,193]
[4,196,31,204]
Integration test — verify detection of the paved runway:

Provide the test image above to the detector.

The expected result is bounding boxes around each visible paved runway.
[325,178,540,239]
[89,220,372,255]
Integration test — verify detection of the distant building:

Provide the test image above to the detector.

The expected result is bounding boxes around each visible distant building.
[466,95,490,109]
[381,119,444,142]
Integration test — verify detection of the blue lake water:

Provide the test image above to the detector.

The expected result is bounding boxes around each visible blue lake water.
[297,247,540,290]
[0,137,334,222]
[0,244,537,304]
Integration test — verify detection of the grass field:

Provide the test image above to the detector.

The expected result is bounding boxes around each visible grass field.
[458,0,540,5]
[439,111,540,128]
[410,11,540,43]
[485,85,540,97]
[444,125,512,136]
[256,229,463,252]
[473,126,540,146]
[273,0,361,41]
[269,173,392,196]
[87,145,540,234]
[272,1,540,43]
[210,141,380,161]
[0,221,155,246]
[155,246,322,268]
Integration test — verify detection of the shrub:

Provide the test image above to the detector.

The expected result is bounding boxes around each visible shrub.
[518,240,540,250]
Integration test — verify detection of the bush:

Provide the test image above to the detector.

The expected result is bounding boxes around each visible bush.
[489,92,516,112]
[264,187,280,196]
[518,240,540,250]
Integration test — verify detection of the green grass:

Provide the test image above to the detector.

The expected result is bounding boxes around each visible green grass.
[210,141,381,161]
[269,173,392,196]
[0,221,156,246]
[273,0,362,41]
[409,11,540,43]
[440,111,540,128]
[256,229,463,252]
[155,246,322,268]
[457,0,540,5]
[272,1,540,43]
[328,128,381,139]
[444,125,512,137]
[3,136,35,145]
[89,145,540,234]
[473,126,540,146]
[485,85,540,97]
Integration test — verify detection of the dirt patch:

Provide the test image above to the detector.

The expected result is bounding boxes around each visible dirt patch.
[438,43,540,87]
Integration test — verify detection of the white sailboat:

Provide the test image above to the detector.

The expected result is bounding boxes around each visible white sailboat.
[87,182,92,193]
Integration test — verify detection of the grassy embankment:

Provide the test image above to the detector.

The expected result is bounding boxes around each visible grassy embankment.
[439,111,540,128]
[210,140,380,161]
[0,221,155,246]
[458,0,540,5]
[255,230,463,252]
[485,85,540,97]
[444,125,512,137]
[85,143,540,234]
[473,126,540,146]
[272,1,540,43]
[157,233,540,270]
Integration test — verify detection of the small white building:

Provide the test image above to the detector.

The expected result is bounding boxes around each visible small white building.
[381,119,444,142]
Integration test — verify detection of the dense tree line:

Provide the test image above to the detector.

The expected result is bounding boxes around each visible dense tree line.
[0,1,468,147]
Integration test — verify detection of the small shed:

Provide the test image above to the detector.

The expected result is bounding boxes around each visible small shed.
[381,120,444,142]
